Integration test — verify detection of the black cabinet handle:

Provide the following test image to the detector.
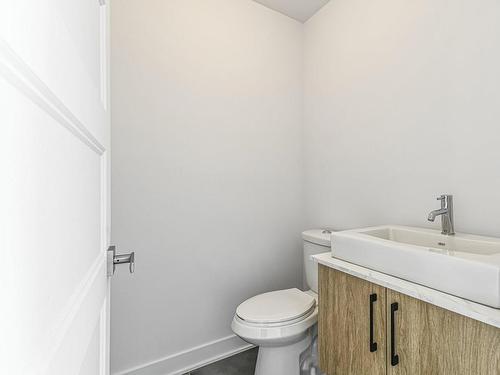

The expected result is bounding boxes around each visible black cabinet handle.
[369,294,377,352]
[390,302,400,366]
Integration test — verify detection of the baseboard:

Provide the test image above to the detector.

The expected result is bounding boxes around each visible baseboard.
[113,335,254,375]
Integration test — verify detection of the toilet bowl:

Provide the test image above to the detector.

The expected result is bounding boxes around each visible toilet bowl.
[231,230,331,375]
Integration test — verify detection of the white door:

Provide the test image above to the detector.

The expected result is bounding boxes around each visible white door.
[0,1,111,374]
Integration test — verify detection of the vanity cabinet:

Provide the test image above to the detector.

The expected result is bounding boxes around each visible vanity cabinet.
[318,265,500,375]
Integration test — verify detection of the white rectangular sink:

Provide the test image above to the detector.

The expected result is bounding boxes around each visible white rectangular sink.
[332,225,500,308]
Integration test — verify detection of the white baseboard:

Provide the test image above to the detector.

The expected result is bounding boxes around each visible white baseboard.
[113,335,254,375]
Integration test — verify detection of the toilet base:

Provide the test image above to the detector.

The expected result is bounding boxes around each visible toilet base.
[254,332,312,375]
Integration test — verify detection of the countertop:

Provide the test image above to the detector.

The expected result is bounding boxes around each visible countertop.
[313,252,500,329]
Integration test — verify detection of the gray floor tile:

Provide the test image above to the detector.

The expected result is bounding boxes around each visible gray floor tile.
[188,347,258,375]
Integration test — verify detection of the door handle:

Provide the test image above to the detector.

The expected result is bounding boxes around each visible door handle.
[369,293,377,352]
[390,302,400,366]
[107,246,135,276]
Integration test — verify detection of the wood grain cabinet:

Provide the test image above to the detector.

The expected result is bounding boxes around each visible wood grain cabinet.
[318,265,500,375]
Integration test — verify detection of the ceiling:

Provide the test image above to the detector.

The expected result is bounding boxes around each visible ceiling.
[253,0,330,23]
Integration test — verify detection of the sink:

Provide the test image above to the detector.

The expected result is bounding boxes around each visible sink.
[331,225,500,308]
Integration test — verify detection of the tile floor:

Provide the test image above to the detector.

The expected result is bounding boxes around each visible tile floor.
[185,348,258,375]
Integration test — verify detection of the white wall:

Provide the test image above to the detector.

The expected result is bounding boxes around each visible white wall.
[304,0,500,237]
[111,0,304,373]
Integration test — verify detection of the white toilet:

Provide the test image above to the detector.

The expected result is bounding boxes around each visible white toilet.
[231,229,331,375]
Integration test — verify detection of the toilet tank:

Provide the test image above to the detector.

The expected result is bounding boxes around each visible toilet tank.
[302,229,332,293]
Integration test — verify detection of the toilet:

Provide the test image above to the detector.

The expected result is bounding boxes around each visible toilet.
[231,229,331,375]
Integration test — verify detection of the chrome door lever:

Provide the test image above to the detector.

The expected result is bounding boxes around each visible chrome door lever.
[107,246,135,277]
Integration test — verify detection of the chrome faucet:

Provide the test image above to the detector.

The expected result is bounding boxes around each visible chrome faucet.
[428,194,455,235]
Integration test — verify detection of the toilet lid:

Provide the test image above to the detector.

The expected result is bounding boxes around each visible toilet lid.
[236,288,316,324]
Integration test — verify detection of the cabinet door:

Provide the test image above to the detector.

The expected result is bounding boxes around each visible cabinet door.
[319,266,386,375]
[387,289,500,375]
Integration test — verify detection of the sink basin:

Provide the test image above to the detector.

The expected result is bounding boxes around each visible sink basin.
[332,225,500,308]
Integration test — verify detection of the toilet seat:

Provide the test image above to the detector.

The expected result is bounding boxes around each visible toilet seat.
[231,289,318,347]
[236,288,316,324]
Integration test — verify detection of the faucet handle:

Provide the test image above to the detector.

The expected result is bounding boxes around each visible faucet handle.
[437,194,453,201]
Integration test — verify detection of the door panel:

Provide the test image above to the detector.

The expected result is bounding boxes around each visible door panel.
[387,289,500,375]
[0,1,110,374]
[79,318,103,375]
[319,266,386,375]
[0,0,107,139]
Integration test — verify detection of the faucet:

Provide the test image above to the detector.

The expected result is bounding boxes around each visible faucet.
[428,194,455,235]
